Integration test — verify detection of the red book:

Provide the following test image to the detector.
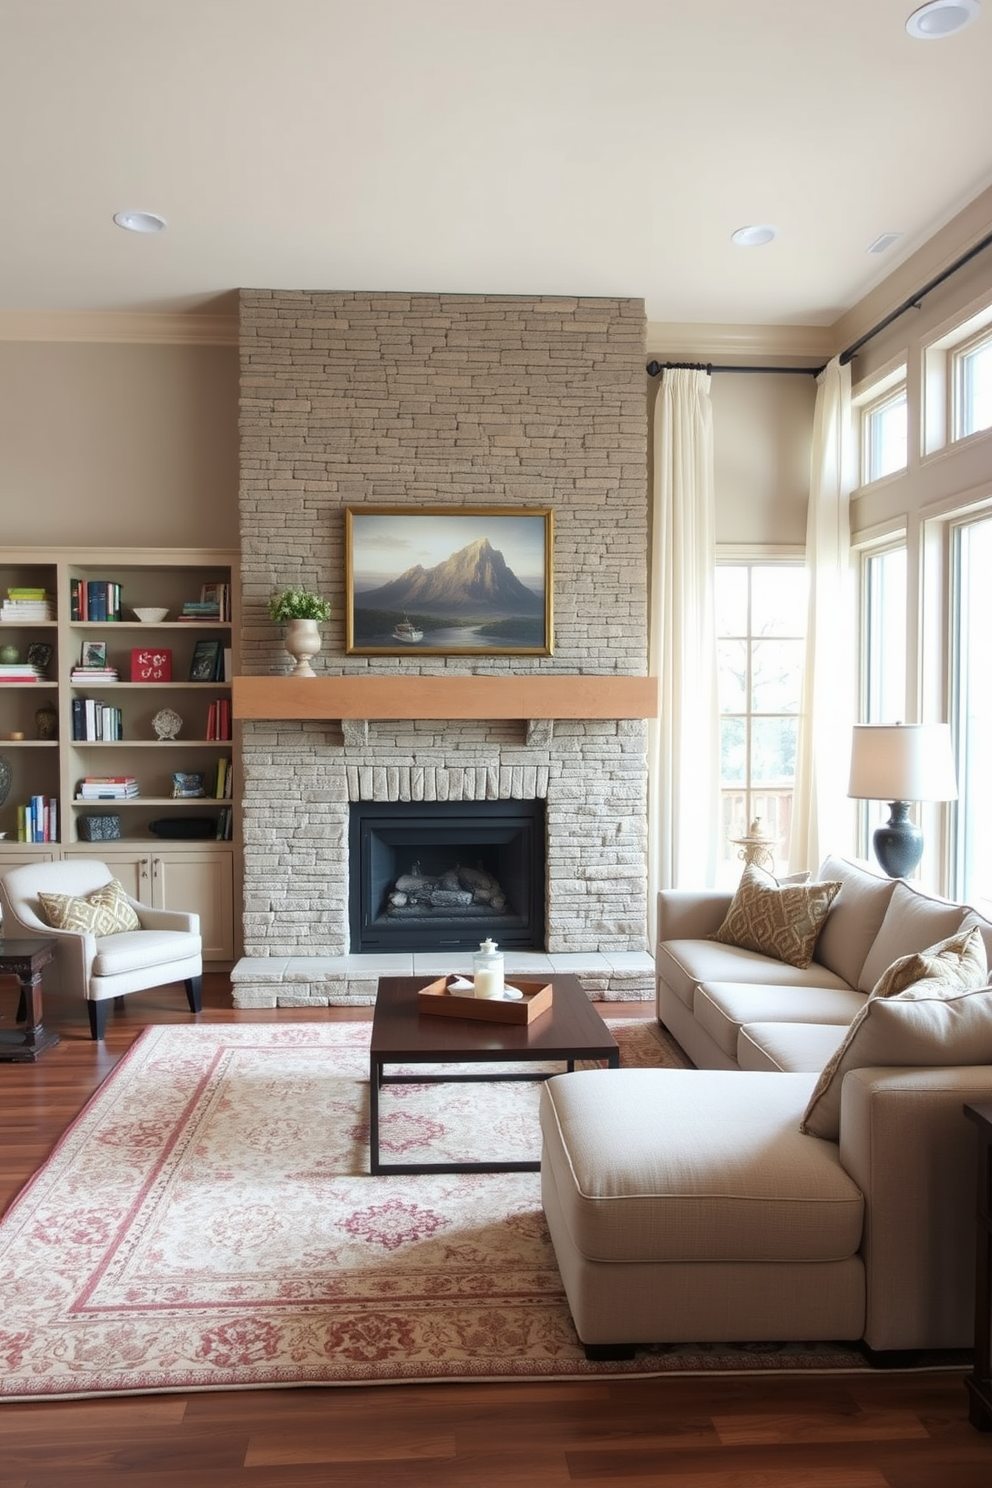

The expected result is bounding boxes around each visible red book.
[130,647,172,682]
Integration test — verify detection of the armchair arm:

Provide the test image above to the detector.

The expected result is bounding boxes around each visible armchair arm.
[657,889,733,942]
[132,905,201,935]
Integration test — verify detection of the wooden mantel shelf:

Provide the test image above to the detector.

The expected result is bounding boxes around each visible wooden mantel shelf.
[233,674,658,721]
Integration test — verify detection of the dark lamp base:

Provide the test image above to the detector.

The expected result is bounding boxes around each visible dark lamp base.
[872,800,924,879]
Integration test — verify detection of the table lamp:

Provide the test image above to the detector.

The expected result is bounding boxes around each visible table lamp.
[847,722,957,878]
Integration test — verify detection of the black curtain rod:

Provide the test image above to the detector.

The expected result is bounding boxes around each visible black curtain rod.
[646,359,825,377]
[838,225,992,367]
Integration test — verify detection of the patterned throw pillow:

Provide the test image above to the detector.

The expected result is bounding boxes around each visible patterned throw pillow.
[800,982,992,1141]
[712,863,842,969]
[869,926,988,1001]
[38,879,141,936]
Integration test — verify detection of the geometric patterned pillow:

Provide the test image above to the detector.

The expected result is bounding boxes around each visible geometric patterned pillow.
[38,879,141,936]
[869,926,988,1001]
[711,862,842,969]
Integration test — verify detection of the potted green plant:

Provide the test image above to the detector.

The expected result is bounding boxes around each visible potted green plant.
[267,587,332,623]
[268,587,331,677]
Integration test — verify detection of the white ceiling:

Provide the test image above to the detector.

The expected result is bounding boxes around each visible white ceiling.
[3,0,992,335]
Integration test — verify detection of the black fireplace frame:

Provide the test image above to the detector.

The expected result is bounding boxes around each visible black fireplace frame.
[349,799,546,952]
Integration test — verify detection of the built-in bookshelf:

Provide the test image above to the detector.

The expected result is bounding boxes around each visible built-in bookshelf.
[0,548,240,962]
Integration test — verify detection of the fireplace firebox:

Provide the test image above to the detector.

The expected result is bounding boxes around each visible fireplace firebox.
[349,800,546,952]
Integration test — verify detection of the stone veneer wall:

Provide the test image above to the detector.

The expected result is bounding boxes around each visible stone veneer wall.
[238,290,649,959]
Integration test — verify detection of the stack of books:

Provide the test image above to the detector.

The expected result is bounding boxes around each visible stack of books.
[69,580,122,621]
[71,698,123,741]
[213,757,233,798]
[179,582,231,621]
[77,776,138,800]
[205,697,232,740]
[17,795,58,842]
[0,662,46,683]
[70,664,119,683]
[2,587,54,620]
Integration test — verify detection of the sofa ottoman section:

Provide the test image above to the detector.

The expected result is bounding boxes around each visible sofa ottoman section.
[539,1068,866,1354]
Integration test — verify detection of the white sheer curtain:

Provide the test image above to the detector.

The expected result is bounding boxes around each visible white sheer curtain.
[647,367,719,930]
[792,355,855,873]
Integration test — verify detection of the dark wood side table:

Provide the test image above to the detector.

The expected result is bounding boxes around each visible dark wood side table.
[0,937,60,1062]
[965,1101,992,1431]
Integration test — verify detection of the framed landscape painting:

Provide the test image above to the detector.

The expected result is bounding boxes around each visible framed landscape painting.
[345,507,554,656]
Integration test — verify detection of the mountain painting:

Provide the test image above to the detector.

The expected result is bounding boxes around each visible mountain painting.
[346,508,553,655]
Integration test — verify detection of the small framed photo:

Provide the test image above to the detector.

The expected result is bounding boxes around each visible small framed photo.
[26,641,53,674]
[188,639,223,682]
[172,771,205,799]
[345,506,554,656]
[80,641,107,669]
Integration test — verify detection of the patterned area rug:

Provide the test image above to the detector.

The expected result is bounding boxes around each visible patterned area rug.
[0,1019,873,1401]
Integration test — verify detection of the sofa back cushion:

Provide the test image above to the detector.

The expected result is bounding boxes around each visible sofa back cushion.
[857,880,967,994]
[961,907,992,972]
[813,855,898,988]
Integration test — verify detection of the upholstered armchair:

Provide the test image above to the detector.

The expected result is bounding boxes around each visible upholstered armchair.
[0,858,202,1040]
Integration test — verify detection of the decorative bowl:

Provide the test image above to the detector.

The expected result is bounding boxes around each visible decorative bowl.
[133,607,169,623]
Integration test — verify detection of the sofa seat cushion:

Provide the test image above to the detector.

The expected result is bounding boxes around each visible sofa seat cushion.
[540,1068,864,1265]
[694,981,867,1060]
[91,929,201,977]
[657,939,851,1011]
[737,1021,849,1074]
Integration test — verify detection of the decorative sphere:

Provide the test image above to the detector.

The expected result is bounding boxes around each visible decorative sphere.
[0,644,19,665]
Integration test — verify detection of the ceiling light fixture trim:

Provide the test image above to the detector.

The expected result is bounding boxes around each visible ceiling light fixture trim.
[906,0,981,39]
[731,224,777,248]
[113,210,168,234]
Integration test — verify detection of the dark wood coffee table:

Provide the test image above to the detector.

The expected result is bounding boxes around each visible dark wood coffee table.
[369,973,619,1174]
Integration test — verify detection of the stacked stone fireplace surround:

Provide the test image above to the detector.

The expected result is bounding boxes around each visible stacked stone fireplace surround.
[232,289,654,1006]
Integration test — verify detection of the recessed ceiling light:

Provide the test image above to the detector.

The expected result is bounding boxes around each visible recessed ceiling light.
[868,232,903,254]
[906,0,981,39]
[113,210,168,233]
[731,224,777,248]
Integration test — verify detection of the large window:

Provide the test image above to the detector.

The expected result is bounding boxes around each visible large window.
[950,513,992,912]
[716,562,806,882]
[954,329,992,439]
[862,387,907,484]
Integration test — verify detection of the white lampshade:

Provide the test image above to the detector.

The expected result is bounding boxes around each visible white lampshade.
[848,723,958,802]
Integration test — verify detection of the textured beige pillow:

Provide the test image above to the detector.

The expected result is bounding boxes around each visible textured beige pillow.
[38,879,140,936]
[801,979,992,1141]
[712,863,842,969]
[869,926,988,1001]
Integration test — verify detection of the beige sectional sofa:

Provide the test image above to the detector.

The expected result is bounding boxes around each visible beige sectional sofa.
[539,855,992,1359]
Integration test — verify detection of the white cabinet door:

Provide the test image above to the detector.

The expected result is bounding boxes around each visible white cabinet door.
[151,848,235,962]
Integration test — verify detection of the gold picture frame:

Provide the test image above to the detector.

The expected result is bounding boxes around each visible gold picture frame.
[345,506,554,656]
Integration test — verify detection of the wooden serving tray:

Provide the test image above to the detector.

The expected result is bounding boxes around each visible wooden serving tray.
[417,976,553,1025]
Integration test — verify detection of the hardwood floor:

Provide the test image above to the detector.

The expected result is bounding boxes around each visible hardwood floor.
[1,974,990,1487]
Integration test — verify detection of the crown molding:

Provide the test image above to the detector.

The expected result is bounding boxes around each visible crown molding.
[645,320,836,364]
[0,311,238,346]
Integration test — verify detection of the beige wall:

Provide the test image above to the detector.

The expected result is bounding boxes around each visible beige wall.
[711,371,817,547]
[0,342,239,547]
[0,331,817,557]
